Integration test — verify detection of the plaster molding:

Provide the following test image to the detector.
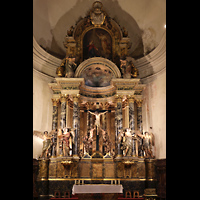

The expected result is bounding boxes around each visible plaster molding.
[33,36,62,77]
[33,68,55,83]
[135,31,166,80]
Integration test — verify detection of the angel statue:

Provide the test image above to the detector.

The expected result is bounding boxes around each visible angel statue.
[136,129,155,158]
[56,55,76,77]
[65,56,77,78]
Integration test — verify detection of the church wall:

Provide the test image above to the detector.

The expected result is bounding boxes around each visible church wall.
[142,69,166,159]
[33,69,54,158]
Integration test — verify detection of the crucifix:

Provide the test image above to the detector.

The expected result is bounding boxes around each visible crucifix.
[88,110,107,152]
[85,108,110,152]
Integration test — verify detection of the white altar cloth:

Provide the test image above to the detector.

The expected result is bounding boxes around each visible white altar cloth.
[72,184,123,195]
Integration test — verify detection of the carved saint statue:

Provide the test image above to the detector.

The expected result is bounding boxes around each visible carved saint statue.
[83,126,94,155]
[121,128,134,156]
[40,131,52,158]
[102,129,111,155]
[63,128,72,157]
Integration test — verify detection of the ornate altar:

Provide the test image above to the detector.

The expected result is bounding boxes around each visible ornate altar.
[37,2,156,200]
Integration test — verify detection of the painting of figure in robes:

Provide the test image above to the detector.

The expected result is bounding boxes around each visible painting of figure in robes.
[83,28,112,60]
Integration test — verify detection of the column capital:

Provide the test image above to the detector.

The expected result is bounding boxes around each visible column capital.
[135,99,143,107]
[127,95,135,103]
[51,98,60,106]
[60,94,69,102]
[72,94,80,102]
[115,94,123,102]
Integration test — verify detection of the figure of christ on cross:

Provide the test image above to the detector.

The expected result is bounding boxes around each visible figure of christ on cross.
[87,109,108,153]
[88,110,108,134]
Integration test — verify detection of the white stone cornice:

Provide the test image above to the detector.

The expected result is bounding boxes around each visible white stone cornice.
[33,36,62,77]
[134,31,166,80]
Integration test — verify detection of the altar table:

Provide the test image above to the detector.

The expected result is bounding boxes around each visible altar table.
[117,198,144,200]
[72,184,123,195]
[50,198,78,200]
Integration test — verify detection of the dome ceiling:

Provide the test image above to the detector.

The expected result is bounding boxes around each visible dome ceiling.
[33,0,166,59]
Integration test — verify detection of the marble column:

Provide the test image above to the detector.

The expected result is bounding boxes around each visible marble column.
[136,99,143,157]
[115,95,123,158]
[128,95,136,156]
[72,94,80,158]
[52,99,59,130]
[136,99,143,133]
[60,94,67,129]
[128,95,135,131]
[65,96,70,128]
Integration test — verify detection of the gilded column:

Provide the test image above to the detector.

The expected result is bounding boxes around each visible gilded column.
[52,99,59,130]
[72,94,80,158]
[60,94,67,129]
[115,95,123,158]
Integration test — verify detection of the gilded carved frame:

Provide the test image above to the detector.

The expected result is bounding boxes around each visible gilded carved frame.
[64,2,130,66]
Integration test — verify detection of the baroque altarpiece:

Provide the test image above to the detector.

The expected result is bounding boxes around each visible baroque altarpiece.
[36,2,157,200]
